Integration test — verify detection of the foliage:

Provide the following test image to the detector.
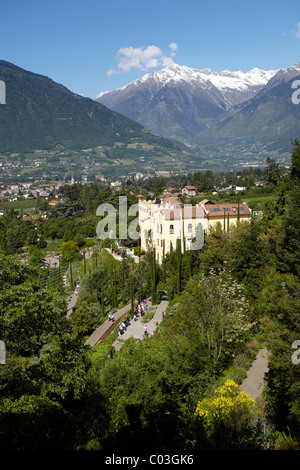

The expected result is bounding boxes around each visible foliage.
[60,240,79,264]
[165,270,253,371]
[194,379,256,429]
[277,139,300,276]
[192,379,269,450]
[0,394,72,450]
[0,60,175,153]
[0,142,300,450]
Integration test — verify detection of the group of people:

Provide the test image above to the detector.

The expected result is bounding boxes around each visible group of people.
[133,299,148,321]
[108,313,115,322]
[107,299,149,336]
[118,317,130,335]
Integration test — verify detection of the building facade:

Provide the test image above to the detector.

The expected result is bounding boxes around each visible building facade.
[139,198,251,263]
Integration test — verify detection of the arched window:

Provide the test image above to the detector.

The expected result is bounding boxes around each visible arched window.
[188,223,192,233]
[169,224,174,234]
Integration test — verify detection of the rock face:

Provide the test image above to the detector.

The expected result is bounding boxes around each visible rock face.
[97,63,278,143]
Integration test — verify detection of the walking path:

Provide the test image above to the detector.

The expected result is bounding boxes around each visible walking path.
[113,299,169,351]
[66,291,77,318]
[85,301,135,347]
[239,348,270,400]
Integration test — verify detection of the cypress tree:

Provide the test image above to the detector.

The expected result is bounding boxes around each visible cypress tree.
[151,248,156,305]
[114,261,117,307]
[101,288,105,316]
[176,238,181,295]
[130,275,134,316]
[279,139,300,277]
[163,239,166,282]
[69,262,73,291]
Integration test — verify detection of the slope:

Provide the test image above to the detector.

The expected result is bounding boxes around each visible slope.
[0,61,178,154]
[97,63,278,144]
[193,73,300,152]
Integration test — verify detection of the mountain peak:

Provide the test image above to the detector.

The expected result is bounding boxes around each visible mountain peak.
[96,62,294,146]
[292,61,300,70]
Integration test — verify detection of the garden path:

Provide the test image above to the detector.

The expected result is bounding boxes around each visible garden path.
[239,348,270,400]
[113,299,169,351]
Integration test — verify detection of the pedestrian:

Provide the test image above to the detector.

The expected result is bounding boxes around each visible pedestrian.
[144,325,148,336]
[108,314,111,321]
[111,314,114,323]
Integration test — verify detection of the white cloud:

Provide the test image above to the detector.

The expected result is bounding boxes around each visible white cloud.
[296,21,300,38]
[107,43,178,76]
[106,68,118,77]
[169,42,178,52]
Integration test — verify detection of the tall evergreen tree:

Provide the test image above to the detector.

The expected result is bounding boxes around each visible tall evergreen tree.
[176,238,182,295]
[279,139,300,277]
[151,248,156,305]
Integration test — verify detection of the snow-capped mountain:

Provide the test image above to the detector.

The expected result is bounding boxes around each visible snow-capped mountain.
[248,61,300,99]
[195,69,300,153]
[96,63,278,142]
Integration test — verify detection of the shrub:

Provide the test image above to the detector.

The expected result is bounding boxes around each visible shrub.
[195,379,256,431]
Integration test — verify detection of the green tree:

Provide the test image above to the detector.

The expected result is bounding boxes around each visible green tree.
[0,283,67,356]
[0,394,72,450]
[278,140,300,277]
[193,379,267,450]
[60,240,79,264]
[228,217,266,281]
[38,333,91,400]
[28,245,44,268]
[264,157,284,185]
[27,228,39,245]
[0,253,35,288]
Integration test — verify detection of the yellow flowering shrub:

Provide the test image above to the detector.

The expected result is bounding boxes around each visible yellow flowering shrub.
[195,379,256,429]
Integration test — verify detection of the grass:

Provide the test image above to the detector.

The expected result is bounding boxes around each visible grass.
[141,305,158,323]
[0,199,36,210]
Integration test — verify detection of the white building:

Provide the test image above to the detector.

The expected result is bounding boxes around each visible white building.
[182,185,196,196]
[139,198,251,263]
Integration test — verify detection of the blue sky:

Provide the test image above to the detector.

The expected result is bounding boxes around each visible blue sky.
[1,0,300,98]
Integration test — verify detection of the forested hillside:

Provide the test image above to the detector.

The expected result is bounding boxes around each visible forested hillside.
[0,141,300,451]
[0,61,178,153]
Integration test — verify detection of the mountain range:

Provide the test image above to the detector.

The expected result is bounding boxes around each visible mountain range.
[97,62,300,152]
[1,59,299,176]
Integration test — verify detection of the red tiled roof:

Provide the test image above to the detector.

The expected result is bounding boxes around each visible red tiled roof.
[161,196,183,206]
[204,203,251,217]
[199,199,215,205]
